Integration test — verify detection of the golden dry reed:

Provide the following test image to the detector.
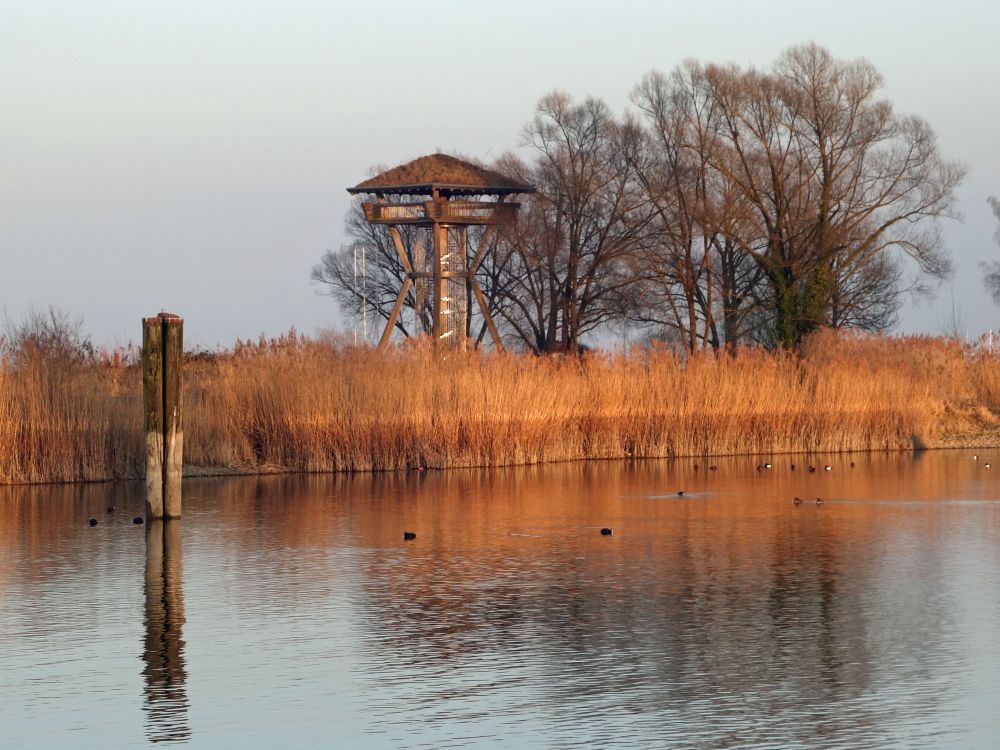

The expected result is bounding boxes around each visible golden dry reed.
[3,328,1000,484]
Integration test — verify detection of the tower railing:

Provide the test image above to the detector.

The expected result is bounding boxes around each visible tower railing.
[362,201,518,225]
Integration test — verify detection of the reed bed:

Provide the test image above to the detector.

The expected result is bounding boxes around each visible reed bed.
[0,351,142,484]
[2,329,999,484]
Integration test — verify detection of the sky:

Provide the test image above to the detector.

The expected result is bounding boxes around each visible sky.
[2,0,999,348]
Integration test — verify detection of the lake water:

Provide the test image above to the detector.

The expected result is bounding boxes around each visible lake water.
[2,452,999,748]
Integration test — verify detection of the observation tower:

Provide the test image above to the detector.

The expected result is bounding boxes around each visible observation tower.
[348,153,534,351]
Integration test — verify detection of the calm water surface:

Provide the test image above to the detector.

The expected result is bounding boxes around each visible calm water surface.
[2,452,999,748]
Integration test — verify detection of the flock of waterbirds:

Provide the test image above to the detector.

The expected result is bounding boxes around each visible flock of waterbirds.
[84,454,992,536]
[686,458,841,508]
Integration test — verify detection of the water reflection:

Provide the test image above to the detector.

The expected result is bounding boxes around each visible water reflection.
[142,520,189,743]
[0,451,998,747]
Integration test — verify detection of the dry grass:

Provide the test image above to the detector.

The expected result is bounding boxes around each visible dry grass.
[0,351,142,484]
[3,328,1000,484]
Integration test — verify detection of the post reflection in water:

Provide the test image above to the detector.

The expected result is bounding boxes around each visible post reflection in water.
[142,520,190,743]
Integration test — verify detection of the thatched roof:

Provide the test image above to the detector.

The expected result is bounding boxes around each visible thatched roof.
[348,153,534,196]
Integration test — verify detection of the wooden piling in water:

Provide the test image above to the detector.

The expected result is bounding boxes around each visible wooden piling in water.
[143,313,183,519]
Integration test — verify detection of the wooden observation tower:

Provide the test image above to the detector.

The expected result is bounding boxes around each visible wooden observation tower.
[348,153,534,352]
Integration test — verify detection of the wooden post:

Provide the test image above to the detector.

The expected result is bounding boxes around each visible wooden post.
[143,313,183,519]
[163,316,183,517]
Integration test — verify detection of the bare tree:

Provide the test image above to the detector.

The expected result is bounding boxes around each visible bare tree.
[701,44,963,347]
[626,47,947,351]
[2,305,95,366]
[983,196,1000,304]
[312,198,420,341]
[628,69,715,352]
[630,63,769,352]
[1,307,97,405]
[828,249,902,331]
[493,93,652,353]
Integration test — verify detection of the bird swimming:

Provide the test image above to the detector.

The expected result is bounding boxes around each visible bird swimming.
[88,518,98,526]
[133,517,144,525]
[600,527,614,536]
[403,531,416,541]
[793,497,803,505]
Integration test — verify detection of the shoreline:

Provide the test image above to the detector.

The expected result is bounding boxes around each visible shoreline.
[179,432,1000,478]
[5,434,999,488]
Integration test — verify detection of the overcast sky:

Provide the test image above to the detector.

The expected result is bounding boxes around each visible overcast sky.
[2,0,998,348]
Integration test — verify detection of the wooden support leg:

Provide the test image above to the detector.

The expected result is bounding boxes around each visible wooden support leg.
[389,226,414,274]
[470,278,504,352]
[469,224,495,275]
[378,277,412,352]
